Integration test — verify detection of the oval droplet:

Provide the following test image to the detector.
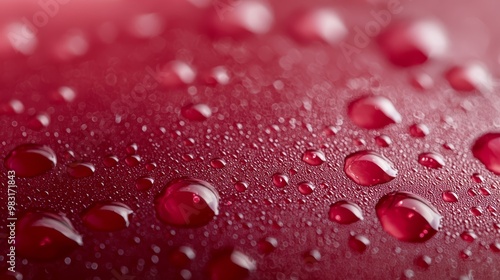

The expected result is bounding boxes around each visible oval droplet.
[234,181,249,193]
[82,202,133,232]
[375,135,392,147]
[442,191,458,203]
[301,149,326,166]
[156,61,196,88]
[181,103,212,121]
[258,237,278,255]
[168,246,196,267]
[347,96,402,129]
[471,133,500,175]
[207,249,256,280]
[103,155,119,167]
[210,158,227,169]
[272,173,289,188]
[344,150,398,186]
[297,181,315,195]
[125,155,141,167]
[409,123,429,138]
[0,99,24,114]
[66,162,95,178]
[460,230,478,243]
[16,211,83,260]
[204,66,230,85]
[375,191,442,243]
[154,178,220,227]
[348,234,370,253]
[418,152,445,169]
[445,62,492,92]
[328,200,364,224]
[289,8,347,45]
[27,113,50,130]
[4,144,57,177]
[136,176,154,191]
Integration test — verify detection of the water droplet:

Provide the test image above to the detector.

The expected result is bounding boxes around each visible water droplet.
[467,188,479,197]
[322,125,340,136]
[460,230,478,242]
[303,249,321,264]
[66,162,95,178]
[82,202,133,232]
[348,234,370,253]
[414,255,432,269]
[125,155,141,167]
[145,162,157,171]
[418,152,445,169]
[27,113,50,130]
[460,249,472,259]
[410,73,434,91]
[234,181,249,192]
[155,178,220,227]
[289,8,347,45]
[181,103,212,121]
[210,158,227,169]
[0,270,23,280]
[103,155,119,167]
[207,249,256,280]
[168,246,196,267]
[258,237,278,255]
[0,99,24,114]
[470,206,483,216]
[471,173,485,183]
[17,212,83,260]
[5,144,57,177]
[157,61,196,87]
[51,87,76,103]
[301,149,326,166]
[375,135,392,147]
[347,96,402,129]
[126,143,138,155]
[445,62,492,92]
[479,187,491,196]
[490,242,500,253]
[442,191,458,203]
[409,123,429,138]
[328,200,363,224]
[471,133,500,175]
[377,20,448,67]
[375,191,442,242]
[272,173,289,188]
[204,66,230,85]
[136,176,154,191]
[297,181,315,195]
[344,150,398,186]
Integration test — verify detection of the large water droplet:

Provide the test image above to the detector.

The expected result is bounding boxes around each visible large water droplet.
[5,144,57,177]
[347,96,402,129]
[207,249,256,280]
[344,150,398,186]
[375,191,442,243]
[418,152,445,169]
[154,178,220,227]
[82,202,133,231]
[210,158,227,169]
[16,212,83,260]
[445,62,492,92]
[66,162,95,178]
[328,200,364,224]
[181,103,212,121]
[301,149,326,166]
[289,8,347,45]
[471,133,500,175]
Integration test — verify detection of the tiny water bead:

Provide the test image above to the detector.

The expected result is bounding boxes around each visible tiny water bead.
[418,152,445,169]
[442,191,458,203]
[347,96,402,129]
[328,200,364,224]
[258,237,278,255]
[409,123,429,138]
[210,158,227,169]
[234,181,249,192]
[16,212,83,260]
[154,178,220,227]
[5,144,57,177]
[289,8,347,45]
[66,162,95,178]
[301,149,326,166]
[168,246,196,267]
[82,202,133,231]
[375,191,442,243]
[136,176,154,191]
[207,249,256,280]
[344,150,398,186]
[181,103,212,121]
[272,173,289,188]
[472,133,500,175]
[297,181,315,195]
[445,62,492,92]
[348,234,370,253]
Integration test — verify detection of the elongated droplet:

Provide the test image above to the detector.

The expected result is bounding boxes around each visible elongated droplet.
[5,144,57,177]
[66,162,95,178]
[418,152,445,169]
[207,249,256,280]
[328,200,364,224]
[348,96,402,129]
[82,202,133,231]
[302,149,326,166]
[181,103,212,121]
[289,8,347,45]
[344,150,398,186]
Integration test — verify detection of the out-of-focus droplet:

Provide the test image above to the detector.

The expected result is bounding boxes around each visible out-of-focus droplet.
[375,191,442,242]
[157,61,196,87]
[204,66,230,85]
[82,202,133,232]
[460,230,478,243]
[409,123,429,138]
[258,237,278,255]
[414,255,432,269]
[302,149,326,166]
[128,13,164,38]
[418,152,445,169]
[289,8,347,45]
[181,103,212,121]
[471,133,500,175]
[348,96,401,129]
[328,200,364,224]
[445,62,492,92]
[348,234,370,253]
[169,246,196,267]
[207,249,256,280]
[28,113,50,130]
[0,99,24,115]
[410,73,434,90]
[5,144,57,177]
[344,150,398,186]
[66,162,95,178]
[375,135,392,147]
[51,87,77,103]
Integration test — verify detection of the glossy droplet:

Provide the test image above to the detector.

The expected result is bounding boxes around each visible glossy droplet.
[16,212,83,260]
[377,20,448,67]
[155,178,220,227]
[28,113,50,130]
[103,155,119,167]
[460,249,472,259]
[157,61,196,87]
[375,135,392,147]
[460,230,478,243]
[410,73,434,91]
[126,143,138,155]
[136,176,154,191]
[470,206,483,216]
[51,87,76,103]
[445,62,492,92]
[467,188,478,197]
[125,155,141,167]
[169,246,196,267]
[145,162,157,171]
[471,133,500,175]
[234,181,249,192]
[302,149,326,166]
[328,200,364,224]
[181,103,212,121]
[297,182,315,195]
[479,187,491,196]
[82,202,133,232]
[409,123,429,138]
[0,99,24,114]
[258,237,278,255]
[442,191,458,203]
[210,158,227,169]
[207,249,256,280]
[490,242,500,253]
[289,8,347,45]
[414,255,432,269]
[344,150,398,186]
[205,66,230,85]
[348,234,370,253]
[5,144,57,177]
[347,96,402,129]
[272,173,289,188]
[375,191,442,243]
[303,249,321,264]
[418,152,445,169]
[471,173,485,183]
[66,162,95,178]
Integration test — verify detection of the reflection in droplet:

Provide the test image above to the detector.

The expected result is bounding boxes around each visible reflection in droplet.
[344,150,398,186]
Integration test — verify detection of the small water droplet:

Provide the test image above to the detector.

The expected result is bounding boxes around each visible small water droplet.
[234,181,249,192]
[470,206,483,216]
[289,8,347,45]
[410,73,434,91]
[348,234,370,253]
[375,135,392,147]
[168,246,196,267]
[5,144,57,177]
[28,113,50,130]
[181,103,212,121]
[418,152,445,169]
[272,173,289,188]
[460,230,478,242]
[125,155,141,167]
[51,87,76,103]
[459,249,472,259]
[82,202,133,231]
[414,255,432,269]
[157,61,196,87]
[103,155,119,167]
[0,99,24,114]
[210,158,227,169]
[490,242,500,253]
[348,96,402,129]
[155,178,220,227]
[66,162,95,178]
[328,200,363,224]
[126,143,138,155]
[303,249,321,264]
[409,123,429,138]
[375,191,442,242]
[442,191,458,203]
[258,237,278,255]
[207,249,256,280]
[136,176,154,191]
[204,66,230,85]
[471,173,485,183]
[344,150,398,186]
[297,181,315,195]
[471,133,500,175]
[302,149,326,166]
